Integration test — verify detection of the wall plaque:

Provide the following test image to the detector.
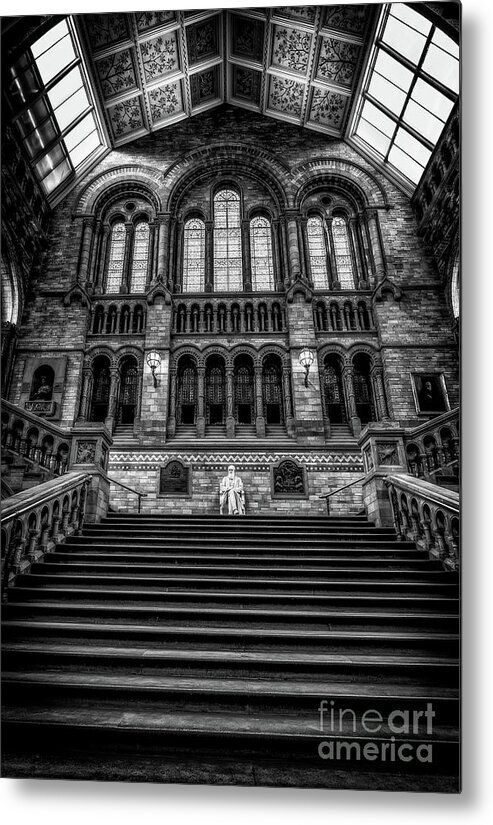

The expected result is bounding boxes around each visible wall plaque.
[159,460,191,496]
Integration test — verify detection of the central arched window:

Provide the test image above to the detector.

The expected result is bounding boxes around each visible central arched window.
[130,221,149,293]
[332,216,355,289]
[250,216,274,291]
[183,218,205,292]
[307,216,329,288]
[213,189,242,292]
[106,221,126,294]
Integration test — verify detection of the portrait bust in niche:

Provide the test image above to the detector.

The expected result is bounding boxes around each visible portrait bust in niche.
[30,366,54,401]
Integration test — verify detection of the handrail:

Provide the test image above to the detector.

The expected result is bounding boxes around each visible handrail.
[1,471,91,524]
[404,407,459,439]
[107,473,148,514]
[384,473,459,514]
[1,398,72,441]
[319,474,365,515]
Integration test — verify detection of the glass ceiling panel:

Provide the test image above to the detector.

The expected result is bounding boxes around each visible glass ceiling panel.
[31,20,69,58]
[351,3,459,191]
[34,32,76,85]
[53,86,90,131]
[48,66,84,110]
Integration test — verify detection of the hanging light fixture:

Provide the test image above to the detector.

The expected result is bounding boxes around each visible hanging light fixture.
[146,350,161,388]
[299,348,315,387]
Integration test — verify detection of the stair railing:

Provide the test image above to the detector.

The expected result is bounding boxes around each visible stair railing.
[384,473,459,571]
[319,475,366,515]
[107,474,148,513]
[1,471,91,598]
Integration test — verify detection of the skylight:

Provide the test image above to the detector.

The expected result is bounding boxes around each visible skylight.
[351,3,459,190]
[8,17,107,199]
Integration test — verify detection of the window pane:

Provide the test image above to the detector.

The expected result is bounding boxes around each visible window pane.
[250,216,274,291]
[394,127,431,167]
[65,112,96,151]
[374,49,413,92]
[433,28,459,59]
[390,4,432,37]
[35,143,66,179]
[412,78,454,122]
[368,72,407,115]
[68,129,100,168]
[34,32,76,85]
[307,216,328,288]
[9,64,43,107]
[130,222,150,293]
[332,217,354,289]
[48,66,84,110]
[388,145,424,183]
[183,219,205,292]
[382,15,427,65]
[356,118,392,156]
[106,223,126,293]
[54,86,89,131]
[23,116,58,158]
[31,20,69,59]
[403,99,444,143]
[422,44,459,93]
[213,190,242,291]
[16,97,51,138]
[361,100,396,137]
[40,158,72,194]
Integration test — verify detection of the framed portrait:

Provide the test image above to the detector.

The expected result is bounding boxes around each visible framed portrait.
[411,372,451,415]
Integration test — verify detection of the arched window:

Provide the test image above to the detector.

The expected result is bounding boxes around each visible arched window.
[118,358,139,424]
[451,254,459,319]
[332,216,354,289]
[106,222,125,293]
[214,189,242,292]
[307,216,329,288]
[250,216,274,291]
[130,221,149,293]
[183,218,205,292]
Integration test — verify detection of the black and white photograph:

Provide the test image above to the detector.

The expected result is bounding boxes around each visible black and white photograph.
[1,0,463,801]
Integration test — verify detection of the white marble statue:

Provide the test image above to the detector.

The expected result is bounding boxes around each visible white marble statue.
[219,465,245,516]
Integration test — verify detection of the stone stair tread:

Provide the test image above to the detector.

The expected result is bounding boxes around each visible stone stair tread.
[2,670,460,700]
[38,562,449,577]
[3,619,459,642]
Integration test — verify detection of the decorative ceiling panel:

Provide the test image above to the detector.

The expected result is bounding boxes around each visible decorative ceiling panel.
[77,6,376,147]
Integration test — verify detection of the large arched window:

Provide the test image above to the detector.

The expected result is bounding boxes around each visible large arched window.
[307,216,329,288]
[332,216,355,289]
[129,221,149,293]
[106,221,125,293]
[250,216,274,291]
[183,218,205,292]
[213,189,242,292]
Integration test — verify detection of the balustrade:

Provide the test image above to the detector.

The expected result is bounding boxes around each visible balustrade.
[2,400,72,478]
[384,473,459,571]
[403,409,459,484]
[314,297,374,333]
[89,300,146,336]
[172,298,287,335]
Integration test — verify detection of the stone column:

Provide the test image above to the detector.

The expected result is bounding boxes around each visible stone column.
[285,209,302,283]
[147,223,156,288]
[371,365,389,420]
[242,220,252,291]
[366,208,386,282]
[105,366,119,432]
[77,217,94,287]
[226,366,235,439]
[94,223,110,293]
[254,366,266,438]
[122,223,133,293]
[348,217,363,288]
[156,213,171,284]
[298,217,313,288]
[88,219,101,285]
[272,219,283,290]
[282,365,295,437]
[326,218,339,288]
[343,365,361,436]
[196,366,205,437]
[77,367,93,422]
[167,366,177,438]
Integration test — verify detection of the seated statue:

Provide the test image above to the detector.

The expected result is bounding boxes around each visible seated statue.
[33,375,53,401]
[219,465,245,516]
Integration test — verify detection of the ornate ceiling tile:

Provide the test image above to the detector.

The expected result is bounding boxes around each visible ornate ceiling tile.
[271,25,312,76]
[308,87,349,131]
[140,32,180,84]
[268,76,305,118]
[95,48,138,100]
[230,15,265,64]
[316,37,361,87]
[85,14,129,52]
[148,81,184,124]
[274,7,317,25]
[107,95,144,139]
[190,66,220,108]
[231,66,262,107]
[135,10,176,34]
[186,17,220,67]
[323,4,368,37]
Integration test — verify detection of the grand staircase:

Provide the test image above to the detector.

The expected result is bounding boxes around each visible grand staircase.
[1,512,460,790]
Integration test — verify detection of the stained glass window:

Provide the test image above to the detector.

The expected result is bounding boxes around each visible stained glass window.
[250,216,274,291]
[183,218,205,292]
[332,217,355,289]
[130,221,149,293]
[214,189,242,292]
[307,216,329,288]
[352,4,458,189]
[106,222,125,294]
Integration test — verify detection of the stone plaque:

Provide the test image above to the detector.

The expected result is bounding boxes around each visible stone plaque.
[159,460,190,496]
[272,459,307,498]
